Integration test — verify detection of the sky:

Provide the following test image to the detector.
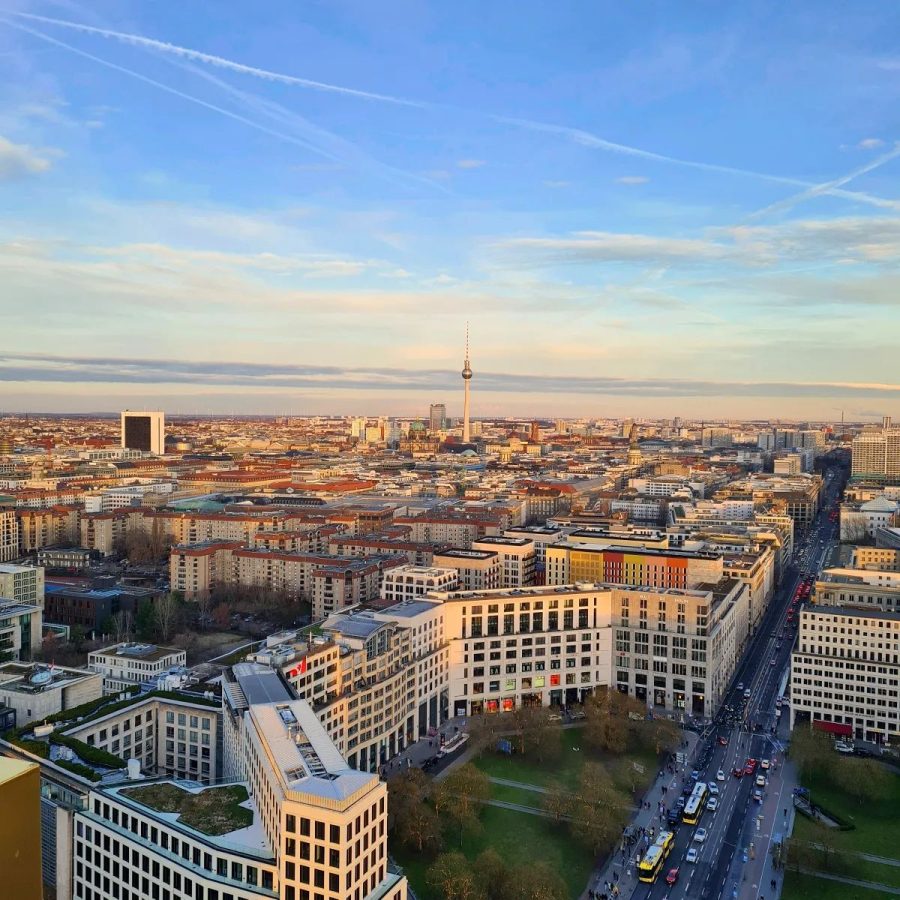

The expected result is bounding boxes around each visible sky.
[1,1,900,421]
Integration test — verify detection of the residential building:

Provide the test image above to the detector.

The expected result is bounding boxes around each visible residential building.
[120,409,165,455]
[851,547,900,571]
[852,428,900,483]
[18,506,80,554]
[0,562,46,609]
[37,548,92,570]
[0,509,19,562]
[471,536,536,587]
[169,540,243,599]
[432,548,502,591]
[87,642,187,694]
[0,757,43,900]
[0,599,43,661]
[379,564,459,604]
[544,542,724,591]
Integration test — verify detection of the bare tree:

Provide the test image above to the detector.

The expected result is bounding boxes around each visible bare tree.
[153,592,182,643]
[112,610,134,644]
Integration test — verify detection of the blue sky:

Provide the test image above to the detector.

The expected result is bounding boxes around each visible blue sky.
[1,0,900,420]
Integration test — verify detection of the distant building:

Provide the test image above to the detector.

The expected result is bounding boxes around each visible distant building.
[429,403,446,432]
[0,509,19,562]
[380,564,459,604]
[852,429,900,483]
[0,660,102,724]
[0,758,43,900]
[0,599,42,660]
[432,548,501,590]
[0,562,44,608]
[120,409,165,455]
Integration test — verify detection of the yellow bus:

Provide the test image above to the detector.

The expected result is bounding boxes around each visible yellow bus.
[683,781,708,825]
[637,830,675,883]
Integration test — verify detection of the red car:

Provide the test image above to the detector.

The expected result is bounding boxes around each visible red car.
[665,867,680,886]
[744,758,757,775]
[732,766,744,778]
[717,736,728,746]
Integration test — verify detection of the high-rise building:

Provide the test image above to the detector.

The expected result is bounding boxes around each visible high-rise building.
[429,403,446,432]
[0,758,43,900]
[461,326,472,443]
[121,410,165,454]
[852,429,900,482]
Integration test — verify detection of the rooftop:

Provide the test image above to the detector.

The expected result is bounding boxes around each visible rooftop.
[434,548,498,560]
[91,642,184,663]
[378,599,442,618]
[231,663,294,705]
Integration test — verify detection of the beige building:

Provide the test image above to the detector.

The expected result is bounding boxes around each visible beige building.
[379,564,459,604]
[18,506,80,554]
[852,428,900,482]
[432,548,502,591]
[791,604,900,744]
[0,599,43,661]
[814,569,900,612]
[170,540,243,599]
[852,546,900,571]
[0,509,20,562]
[63,692,221,783]
[88,642,187,693]
[0,660,101,723]
[0,562,45,609]
[471,536,537,587]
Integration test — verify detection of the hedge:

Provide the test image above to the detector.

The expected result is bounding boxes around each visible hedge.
[45,686,141,726]
[53,733,126,769]
[8,737,50,759]
[57,760,102,782]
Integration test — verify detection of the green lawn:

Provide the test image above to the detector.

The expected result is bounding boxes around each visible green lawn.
[121,783,252,836]
[473,725,659,796]
[394,726,664,899]
[794,762,900,859]
[394,805,594,900]
[782,870,895,900]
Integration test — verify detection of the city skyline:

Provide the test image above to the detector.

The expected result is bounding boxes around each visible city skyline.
[2,2,900,417]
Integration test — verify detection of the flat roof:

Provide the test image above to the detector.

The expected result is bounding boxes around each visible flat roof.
[0,756,38,785]
[324,615,385,639]
[378,599,442,618]
[91,643,183,663]
[434,548,498,560]
[232,663,295,705]
[473,536,532,547]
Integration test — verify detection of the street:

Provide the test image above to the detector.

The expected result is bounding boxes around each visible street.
[628,469,843,900]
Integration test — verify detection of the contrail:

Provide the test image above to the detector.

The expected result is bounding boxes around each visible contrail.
[750,142,900,219]
[8,10,426,108]
[2,19,442,191]
[5,8,900,212]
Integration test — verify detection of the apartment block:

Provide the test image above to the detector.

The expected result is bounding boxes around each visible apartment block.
[0,509,19,561]
[0,562,46,609]
[379,565,459,604]
[471,536,537,587]
[544,542,724,591]
[432,548,502,591]
[0,599,43,661]
[88,642,187,693]
[852,429,900,483]
[17,506,80,554]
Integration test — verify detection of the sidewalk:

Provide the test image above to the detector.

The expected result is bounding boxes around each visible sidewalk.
[580,729,701,900]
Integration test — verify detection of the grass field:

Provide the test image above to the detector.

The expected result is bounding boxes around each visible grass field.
[794,762,900,858]
[394,804,594,900]
[393,726,663,899]
[781,870,894,900]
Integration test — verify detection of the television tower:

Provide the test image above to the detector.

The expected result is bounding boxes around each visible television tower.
[462,324,473,443]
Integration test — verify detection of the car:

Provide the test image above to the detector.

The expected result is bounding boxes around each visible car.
[547,714,562,722]
[732,766,744,778]
[760,758,770,770]
[706,797,718,812]
[744,763,754,776]
[676,797,686,810]
[693,828,708,843]
[686,848,699,864]
[717,735,728,746]
[746,758,758,772]
[717,769,726,781]
[770,630,777,636]
[667,810,680,826]
[571,710,586,720]
[690,770,700,781]
[756,775,766,788]
[707,782,719,796]
[665,867,680,886]
[770,658,777,666]
[744,689,752,700]
[736,682,744,691]
[753,789,763,803]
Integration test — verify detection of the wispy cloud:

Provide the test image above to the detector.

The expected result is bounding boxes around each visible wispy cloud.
[1,351,898,400]
[543,180,570,189]
[858,137,885,150]
[616,175,649,185]
[456,158,486,169]
[9,9,898,213]
[0,134,56,180]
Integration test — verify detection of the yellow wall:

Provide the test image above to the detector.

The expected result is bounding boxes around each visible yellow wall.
[0,758,43,900]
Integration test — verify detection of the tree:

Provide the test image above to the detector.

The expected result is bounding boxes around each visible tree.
[584,687,638,754]
[541,781,570,824]
[830,757,891,804]
[567,762,629,855]
[472,849,509,900]
[388,769,430,830]
[634,717,679,756]
[434,764,489,843]
[111,610,134,643]
[153,592,183,643]
[789,726,833,780]
[70,624,86,653]
[135,600,156,641]
[397,802,443,854]
[427,852,485,900]
[505,862,568,900]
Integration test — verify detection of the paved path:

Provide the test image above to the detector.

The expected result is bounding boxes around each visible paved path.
[488,776,550,794]
[795,867,900,896]
[802,844,900,868]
